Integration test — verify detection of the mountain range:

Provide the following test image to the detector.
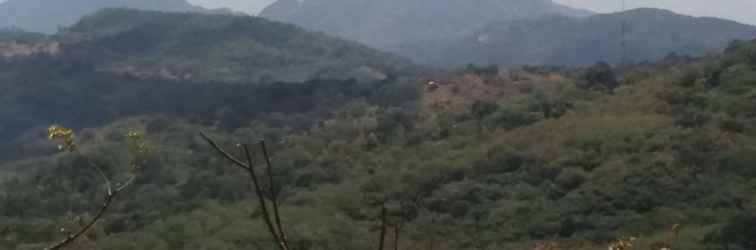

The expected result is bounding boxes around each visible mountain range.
[56,9,411,83]
[261,0,756,68]
[424,8,756,67]
[0,8,416,143]
[260,0,593,54]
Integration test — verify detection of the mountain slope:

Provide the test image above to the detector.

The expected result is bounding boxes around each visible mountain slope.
[4,37,756,249]
[430,8,756,67]
[259,0,592,54]
[0,0,207,33]
[54,9,412,83]
[0,8,416,142]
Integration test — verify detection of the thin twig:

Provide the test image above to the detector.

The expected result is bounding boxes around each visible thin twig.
[199,131,248,170]
[85,158,113,195]
[115,176,136,193]
[200,132,288,250]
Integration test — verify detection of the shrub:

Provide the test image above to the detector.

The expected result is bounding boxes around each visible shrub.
[704,215,756,250]
[580,62,619,93]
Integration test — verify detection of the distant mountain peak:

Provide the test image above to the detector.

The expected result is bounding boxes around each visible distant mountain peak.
[620,7,678,15]
[0,0,215,33]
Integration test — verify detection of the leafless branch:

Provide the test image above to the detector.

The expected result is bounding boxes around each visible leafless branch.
[200,132,289,250]
[199,131,249,170]
[243,144,286,250]
[260,140,289,249]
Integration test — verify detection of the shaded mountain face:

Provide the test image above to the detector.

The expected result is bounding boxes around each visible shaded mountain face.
[0,8,415,141]
[2,8,412,83]
[0,0,203,33]
[53,9,412,83]
[429,8,756,67]
[259,0,592,54]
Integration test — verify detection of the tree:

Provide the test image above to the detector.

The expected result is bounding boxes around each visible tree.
[465,64,499,76]
[705,215,756,250]
[471,101,498,133]
[581,62,619,94]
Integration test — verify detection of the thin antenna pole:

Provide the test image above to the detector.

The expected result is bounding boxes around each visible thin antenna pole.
[620,0,627,66]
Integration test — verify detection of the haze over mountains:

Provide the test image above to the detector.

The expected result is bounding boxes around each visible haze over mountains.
[2,0,755,69]
[260,0,593,54]
[260,0,756,68]
[424,8,756,67]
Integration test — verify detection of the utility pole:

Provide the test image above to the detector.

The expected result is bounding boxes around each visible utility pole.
[620,0,627,66]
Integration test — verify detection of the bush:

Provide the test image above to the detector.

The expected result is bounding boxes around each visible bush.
[555,167,589,190]
[580,62,619,93]
[465,64,499,76]
[704,215,756,250]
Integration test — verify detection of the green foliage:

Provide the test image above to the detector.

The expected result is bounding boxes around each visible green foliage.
[580,62,619,93]
[58,9,414,83]
[4,25,756,250]
[704,215,756,250]
[464,64,499,76]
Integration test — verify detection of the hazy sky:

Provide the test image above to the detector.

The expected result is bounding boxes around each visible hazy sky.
[185,0,756,25]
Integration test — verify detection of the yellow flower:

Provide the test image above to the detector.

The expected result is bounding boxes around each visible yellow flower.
[609,237,637,250]
[125,131,150,173]
[47,124,77,152]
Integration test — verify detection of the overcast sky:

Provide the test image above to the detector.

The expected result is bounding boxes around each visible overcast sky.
[185,0,756,25]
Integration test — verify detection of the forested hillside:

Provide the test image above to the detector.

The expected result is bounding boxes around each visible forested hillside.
[53,9,413,83]
[419,8,756,67]
[2,26,756,249]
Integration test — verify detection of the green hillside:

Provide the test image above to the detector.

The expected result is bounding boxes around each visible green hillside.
[56,9,413,83]
[2,31,756,250]
[0,8,417,144]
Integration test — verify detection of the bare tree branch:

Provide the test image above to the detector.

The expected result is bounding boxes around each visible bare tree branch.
[200,132,289,250]
[260,140,289,249]
[243,144,286,250]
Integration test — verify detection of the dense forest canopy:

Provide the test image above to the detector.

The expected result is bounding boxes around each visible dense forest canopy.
[54,9,414,83]
[0,4,756,250]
